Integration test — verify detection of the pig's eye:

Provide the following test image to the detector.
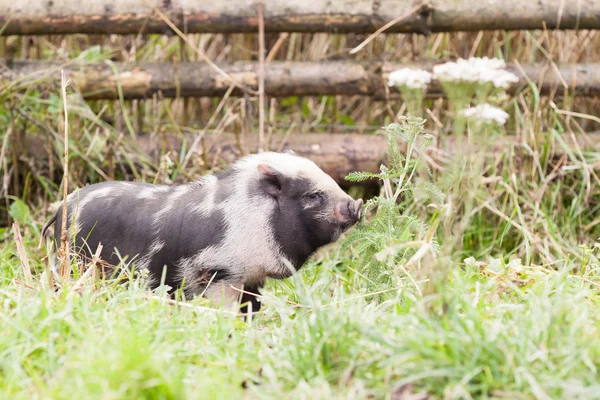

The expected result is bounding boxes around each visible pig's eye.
[306,192,324,203]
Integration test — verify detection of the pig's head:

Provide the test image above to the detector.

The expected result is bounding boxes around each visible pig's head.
[240,152,363,274]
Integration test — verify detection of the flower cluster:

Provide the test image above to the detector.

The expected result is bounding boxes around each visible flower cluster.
[387,68,432,90]
[460,103,509,126]
[433,57,519,88]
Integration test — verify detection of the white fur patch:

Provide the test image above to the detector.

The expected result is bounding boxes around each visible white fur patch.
[69,185,121,236]
[152,185,193,228]
[178,166,284,296]
[135,238,165,271]
[234,152,345,197]
[136,185,170,200]
[190,175,218,218]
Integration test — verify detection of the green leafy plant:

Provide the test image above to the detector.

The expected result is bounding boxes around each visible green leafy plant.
[343,117,445,295]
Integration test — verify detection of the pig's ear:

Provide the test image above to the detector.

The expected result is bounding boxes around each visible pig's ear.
[283,149,297,156]
[257,164,282,197]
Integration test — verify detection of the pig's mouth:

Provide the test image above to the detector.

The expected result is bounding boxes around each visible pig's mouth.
[331,223,354,242]
[339,218,358,234]
[332,201,363,240]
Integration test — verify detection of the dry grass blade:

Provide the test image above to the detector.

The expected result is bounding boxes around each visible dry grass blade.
[266,33,289,62]
[151,6,259,96]
[257,0,266,152]
[391,383,430,400]
[71,244,103,294]
[44,241,55,290]
[349,1,429,54]
[229,284,262,301]
[180,84,236,171]
[11,279,37,291]
[149,295,245,317]
[11,222,34,287]
[59,69,71,279]
[550,101,600,124]
[0,127,11,203]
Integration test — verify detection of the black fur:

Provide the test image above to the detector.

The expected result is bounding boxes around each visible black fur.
[258,175,356,273]
[239,281,264,314]
[53,181,227,293]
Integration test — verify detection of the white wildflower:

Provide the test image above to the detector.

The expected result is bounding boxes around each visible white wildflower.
[464,256,478,266]
[433,57,519,88]
[477,68,519,88]
[464,256,486,268]
[507,258,524,272]
[387,68,432,90]
[460,104,509,125]
[468,57,506,70]
[432,59,480,83]
[487,258,505,274]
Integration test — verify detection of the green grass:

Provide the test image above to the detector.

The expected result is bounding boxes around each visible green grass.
[2,233,600,399]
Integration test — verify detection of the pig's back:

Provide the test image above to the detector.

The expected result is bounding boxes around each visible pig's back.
[56,181,170,270]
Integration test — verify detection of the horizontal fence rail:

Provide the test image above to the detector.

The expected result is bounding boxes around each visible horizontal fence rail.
[1,0,599,36]
[2,60,597,99]
[23,132,600,185]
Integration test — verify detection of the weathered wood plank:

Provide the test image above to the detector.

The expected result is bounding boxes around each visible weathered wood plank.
[1,0,599,36]
[23,131,600,185]
[3,60,598,99]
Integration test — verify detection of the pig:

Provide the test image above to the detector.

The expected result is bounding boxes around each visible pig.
[41,151,363,312]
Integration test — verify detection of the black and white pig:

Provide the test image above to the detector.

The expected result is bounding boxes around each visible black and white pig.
[42,151,363,311]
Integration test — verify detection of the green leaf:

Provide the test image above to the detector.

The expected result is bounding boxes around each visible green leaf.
[412,182,446,204]
[76,46,103,62]
[345,171,381,182]
[280,96,298,107]
[301,100,311,119]
[9,199,32,226]
[337,113,356,126]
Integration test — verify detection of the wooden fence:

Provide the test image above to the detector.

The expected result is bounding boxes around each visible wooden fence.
[4,60,600,100]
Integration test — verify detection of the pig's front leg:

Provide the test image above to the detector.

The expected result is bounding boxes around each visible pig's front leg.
[239,281,264,314]
[203,280,264,313]
[203,280,243,310]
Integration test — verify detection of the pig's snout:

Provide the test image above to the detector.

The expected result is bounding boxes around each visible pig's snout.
[336,198,364,223]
